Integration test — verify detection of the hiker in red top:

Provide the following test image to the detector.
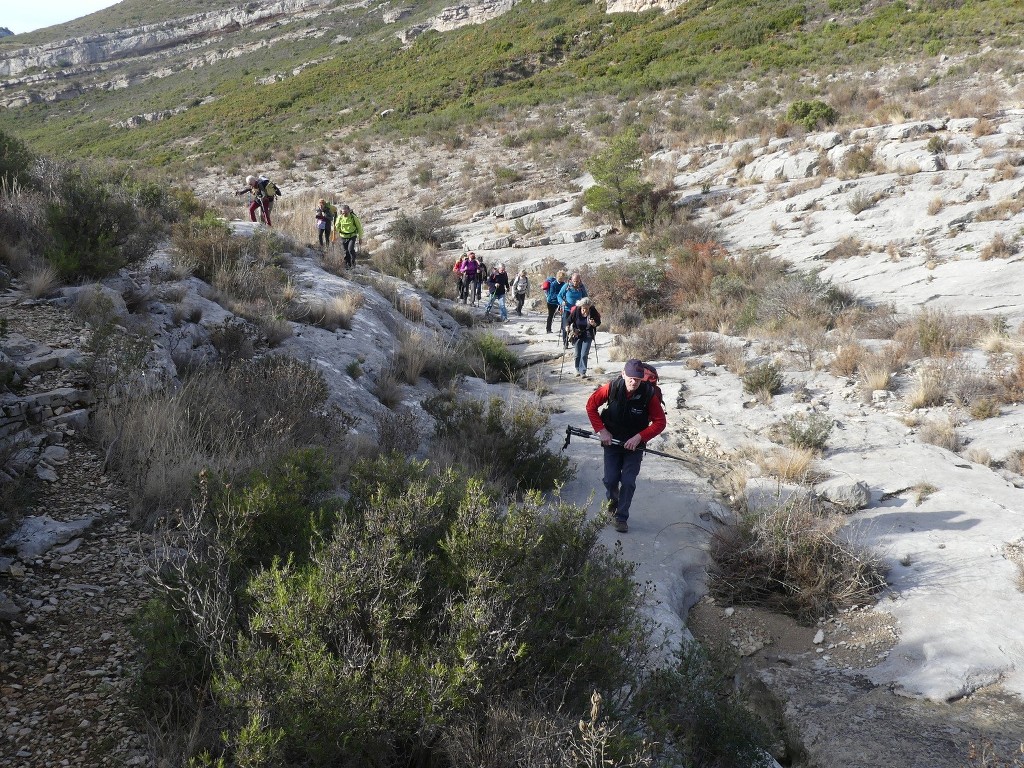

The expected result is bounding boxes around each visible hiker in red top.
[585,359,667,534]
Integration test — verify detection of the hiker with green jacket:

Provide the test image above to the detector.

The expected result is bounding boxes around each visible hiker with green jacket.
[334,205,363,268]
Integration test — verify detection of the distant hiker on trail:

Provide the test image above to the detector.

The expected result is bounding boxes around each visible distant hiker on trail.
[557,272,588,348]
[235,174,281,227]
[585,358,667,534]
[334,204,363,268]
[511,269,530,316]
[453,254,467,301]
[567,297,601,378]
[459,253,479,304]
[315,199,335,248]
[544,270,567,334]
[474,257,487,303]
[483,263,510,322]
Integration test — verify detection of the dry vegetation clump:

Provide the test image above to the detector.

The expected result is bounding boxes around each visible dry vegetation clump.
[822,235,863,260]
[24,263,61,299]
[998,353,1024,403]
[755,446,822,483]
[602,304,645,334]
[829,337,867,377]
[979,232,1017,261]
[917,415,963,452]
[94,356,351,522]
[905,360,955,409]
[713,338,748,375]
[616,319,680,361]
[372,365,405,408]
[1005,450,1024,477]
[710,495,887,623]
[897,308,988,358]
[687,331,715,355]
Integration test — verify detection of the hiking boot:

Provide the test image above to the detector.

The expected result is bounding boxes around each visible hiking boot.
[613,519,628,534]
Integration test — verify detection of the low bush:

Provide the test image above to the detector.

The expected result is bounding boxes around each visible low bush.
[783,412,833,453]
[710,495,887,623]
[785,99,837,131]
[585,260,667,318]
[742,361,783,397]
[617,319,680,361]
[173,455,641,766]
[388,207,455,247]
[468,330,520,383]
[422,391,573,494]
[998,353,1024,403]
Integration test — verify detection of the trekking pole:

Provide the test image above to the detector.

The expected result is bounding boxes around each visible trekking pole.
[592,334,599,366]
[558,346,567,382]
[561,425,691,464]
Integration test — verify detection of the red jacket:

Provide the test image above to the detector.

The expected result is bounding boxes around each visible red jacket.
[586,378,666,443]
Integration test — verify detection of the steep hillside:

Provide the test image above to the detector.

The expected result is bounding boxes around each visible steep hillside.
[2,0,1024,172]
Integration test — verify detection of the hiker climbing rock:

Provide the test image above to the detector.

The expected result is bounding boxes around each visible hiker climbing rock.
[235,174,281,227]
[585,358,666,534]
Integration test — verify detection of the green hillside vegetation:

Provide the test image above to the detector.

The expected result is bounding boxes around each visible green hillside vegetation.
[2,0,1023,169]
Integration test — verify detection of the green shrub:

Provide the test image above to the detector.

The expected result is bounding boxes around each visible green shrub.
[43,165,161,279]
[0,129,33,187]
[209,455,643,766]
[633,646,773,768]
[742,361,783,396]
[469,330,520,383]
[783,412,833,452]
[785,99,837,131]
[388,208,454,246]
[583,128,667,230]
[210,449,340,573]
[422,391,573,494]
[586,259,667,317]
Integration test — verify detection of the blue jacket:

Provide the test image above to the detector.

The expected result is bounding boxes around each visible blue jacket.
[545,277,564,304]
[558,281,588,310]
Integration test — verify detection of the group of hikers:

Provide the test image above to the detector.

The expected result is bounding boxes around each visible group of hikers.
[447,254,666,533]
[235,174,363,267]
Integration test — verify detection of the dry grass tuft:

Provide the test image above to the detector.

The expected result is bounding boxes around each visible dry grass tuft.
[830,338,867,377]
[24,264,61,298]
[965,446,991,466]
[998,354,1024,403]
[917,415,963,452]
[905,361,952,409]
[709,495,887,623]
[617,319,680,361]
[756,446,821,484]
[687,331,715,355]
[714,338,748,375]
[979,232,1017,261]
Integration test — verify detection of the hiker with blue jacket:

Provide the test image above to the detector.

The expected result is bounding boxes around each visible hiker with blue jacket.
[544,270,567,334]
[557,272,588,348]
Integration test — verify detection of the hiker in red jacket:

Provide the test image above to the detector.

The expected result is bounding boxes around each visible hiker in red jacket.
[585,359,666,534]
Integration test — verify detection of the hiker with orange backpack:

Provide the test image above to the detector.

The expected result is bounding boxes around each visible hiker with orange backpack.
[585,359,666,534]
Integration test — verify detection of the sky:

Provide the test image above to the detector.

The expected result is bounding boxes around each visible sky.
[3,1,122,35]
